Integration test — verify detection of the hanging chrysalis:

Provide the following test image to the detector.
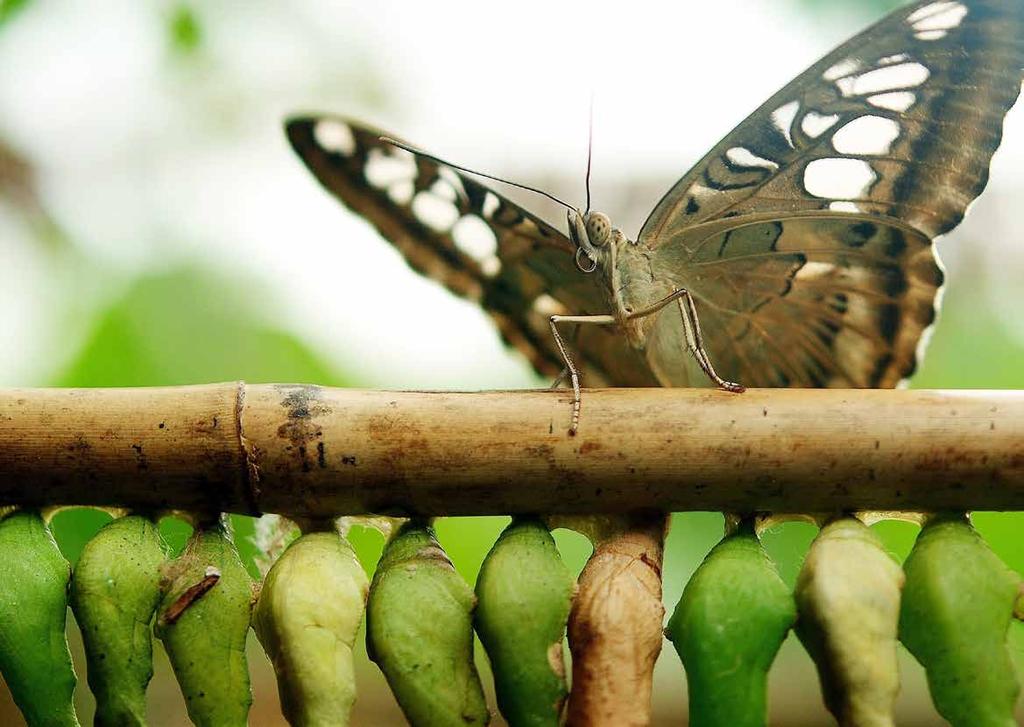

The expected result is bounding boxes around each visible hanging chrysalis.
[565,513,666,727]
[666,518,795,727]
[0,509,80,727]
[254,528,369,727]
[71,514,170,727]
[154,516,256,727]
[366,520,490,726]
[475,517,575,726]
[900,512,1022,727]
[794,516,903,727]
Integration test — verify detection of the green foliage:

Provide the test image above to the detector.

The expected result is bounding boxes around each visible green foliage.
[56,267,346,389]
[0,0,30,27]
[912,292,1024,390]
[49,508,114,566]
[168,5,202,54]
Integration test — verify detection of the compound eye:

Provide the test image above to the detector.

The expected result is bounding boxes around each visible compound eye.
[586,212,611,246]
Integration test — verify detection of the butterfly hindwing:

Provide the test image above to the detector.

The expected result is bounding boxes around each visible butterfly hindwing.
[286,116,657,386]
[646,213,942,388]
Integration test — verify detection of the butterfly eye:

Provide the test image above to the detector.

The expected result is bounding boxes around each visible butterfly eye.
[586,213,611,246]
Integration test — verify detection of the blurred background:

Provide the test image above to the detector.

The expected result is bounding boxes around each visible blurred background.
[1,0,1023,724]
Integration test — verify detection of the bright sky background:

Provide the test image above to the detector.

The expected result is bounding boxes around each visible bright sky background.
[0,0,1022,387]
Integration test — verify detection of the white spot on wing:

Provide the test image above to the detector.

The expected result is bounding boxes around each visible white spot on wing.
[916,30,948,41]
[532,293,567,317]
[313,120,356,156]
[830,201,862,213]
[795,261,837,281]
[836,63,930,97]
[438,167,467,198]
[907,1,955,23]
[431,179,457,202]
[802,112,840,139]
[479,257,501,277]
[452,215,501,277]
[824,58,861,82]
[910,1,967,31]
[868,91,917,112]
[771,101,800,147]
[412,191,460,232]
[482,192,501,219]
[365,148,416,189]
[452,214,498,259]
[388,181,414,205]
[878,53,910,66]
[804,158,877,199]
[726,146,779,170]
[831,115,901,155]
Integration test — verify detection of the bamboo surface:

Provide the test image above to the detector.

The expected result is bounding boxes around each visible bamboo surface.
[0,383,1022,517]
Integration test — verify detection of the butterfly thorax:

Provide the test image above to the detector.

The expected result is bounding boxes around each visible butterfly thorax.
[568,209,665,347]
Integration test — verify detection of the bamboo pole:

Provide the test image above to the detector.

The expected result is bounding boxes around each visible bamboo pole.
[0,384,1022,517]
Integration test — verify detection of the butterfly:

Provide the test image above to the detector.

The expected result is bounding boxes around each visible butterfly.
[287,0,1023,434]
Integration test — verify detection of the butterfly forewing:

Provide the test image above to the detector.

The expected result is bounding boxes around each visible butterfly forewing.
[636,0,1021,389]
[286,116,657,386]
[641,0,1024,240]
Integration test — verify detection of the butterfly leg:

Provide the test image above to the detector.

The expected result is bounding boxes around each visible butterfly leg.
[549,369,570,390]
[549,324,585,389]
[549,314,616,435]
[624,288,744,393]
[676,293,745,393]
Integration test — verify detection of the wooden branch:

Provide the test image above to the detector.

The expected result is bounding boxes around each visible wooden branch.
[0,384,1022,517]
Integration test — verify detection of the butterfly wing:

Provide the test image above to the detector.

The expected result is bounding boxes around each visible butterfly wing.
[286,116,657,386]
[645,213,942,388]
[639,0,1023,388]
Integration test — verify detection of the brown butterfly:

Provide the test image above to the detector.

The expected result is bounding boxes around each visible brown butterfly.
[287,0,1023,433]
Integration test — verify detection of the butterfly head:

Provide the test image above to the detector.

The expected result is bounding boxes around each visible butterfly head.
[568,209,629,274]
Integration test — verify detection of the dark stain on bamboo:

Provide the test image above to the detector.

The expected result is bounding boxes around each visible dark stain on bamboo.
[274,385,329,476]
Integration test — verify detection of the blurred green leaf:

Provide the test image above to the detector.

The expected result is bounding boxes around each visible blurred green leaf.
[551,526,596,577]
[168,4,202,55]
[436,516,508,582]
[56,267,349,388]
[761,520,819,588]
[50,508,113,566]
[870,519,919,563]
[0,0,30,27]
[159,515,194,557]
[973,512,1024,582]
[348,523,387,577]
[910,284,1024,389]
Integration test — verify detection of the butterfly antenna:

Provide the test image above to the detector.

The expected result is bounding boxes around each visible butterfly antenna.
[380,136,579,213]
[584,95,594,214]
